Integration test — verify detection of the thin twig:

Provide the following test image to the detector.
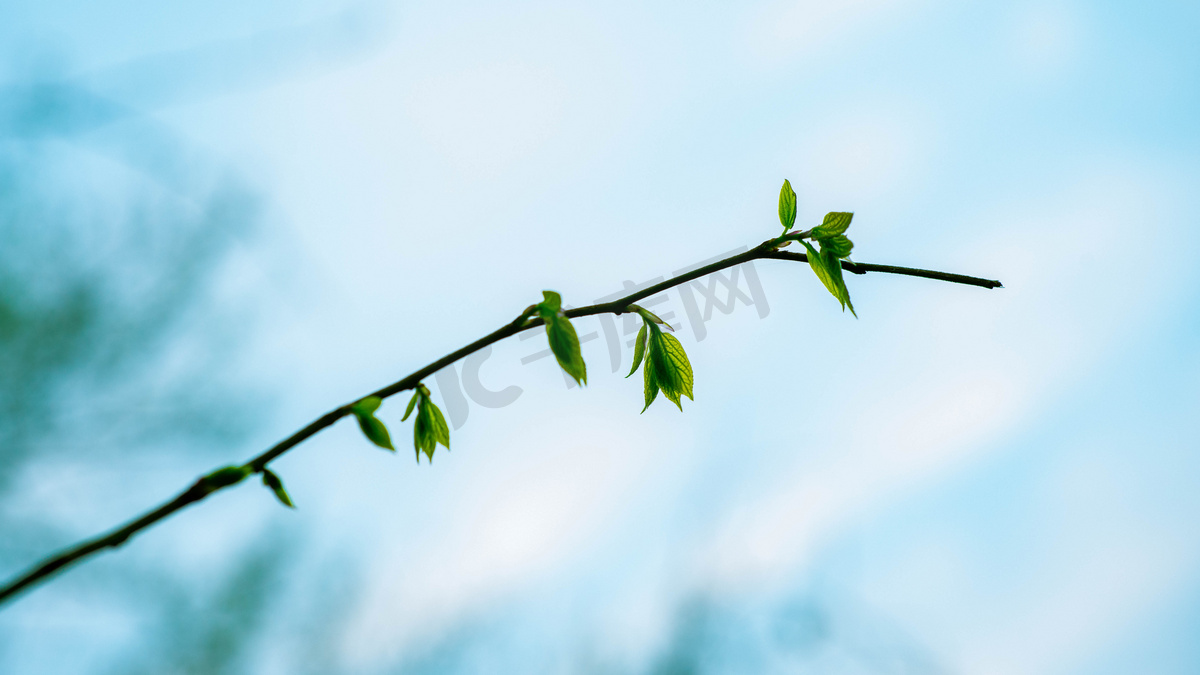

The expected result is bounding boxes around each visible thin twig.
[0,239,1000,606]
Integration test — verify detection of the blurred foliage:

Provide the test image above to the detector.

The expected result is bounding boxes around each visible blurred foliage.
[646,594,943,675]
[113,536,289,675]
[0,62,283,673]
[0,54,265,488]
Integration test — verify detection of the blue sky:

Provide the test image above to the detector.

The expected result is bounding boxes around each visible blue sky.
[2,1,1199,673]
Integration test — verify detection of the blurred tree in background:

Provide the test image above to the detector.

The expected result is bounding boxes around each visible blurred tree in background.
[0,59,302,673]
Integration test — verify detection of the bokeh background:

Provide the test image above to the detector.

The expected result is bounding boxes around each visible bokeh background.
[2,1,1198,673]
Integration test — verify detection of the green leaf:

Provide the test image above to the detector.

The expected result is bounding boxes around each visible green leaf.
[802,240,839,299]
[401,391,419,421]
[627,323,648,378]
[823,246,857,318]
[413,401,432,462]
[539,290,562,314]
[261,469,295,508]
[535,291,588,386]
[428,400,450,450]
[204,465,251,490]
[648,328,694,411]
[351,396,394,451]
[812,211,852,238]
[546,314,587,386]
[778,179,797,231]
[350,396,382,416]
[802,241,856,316]
[356,413,395,451]
[822,234,854,258]
[641,351,660,413]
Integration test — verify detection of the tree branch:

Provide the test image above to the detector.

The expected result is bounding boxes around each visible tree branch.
[0,239,1001,606]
